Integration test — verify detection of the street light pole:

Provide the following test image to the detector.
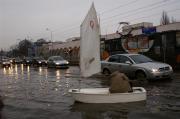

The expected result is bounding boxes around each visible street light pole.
[46,28,53,42]
[46,28,54,54]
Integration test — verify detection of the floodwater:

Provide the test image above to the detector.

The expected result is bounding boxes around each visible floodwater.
[0,64,180,119]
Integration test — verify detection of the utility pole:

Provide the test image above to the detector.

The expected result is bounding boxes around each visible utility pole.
[162,34,166,63]
[46,28,53,42]
[46,28,53,56]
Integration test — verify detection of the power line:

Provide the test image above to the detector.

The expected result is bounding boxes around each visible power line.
[101,0,171,21]
[101,0,179,24]
[101,8,180,34]
[30,1,141,39]
[130,8,180,22]
[51,20,81,33]
[56,0,176,38]
[53,25,79,35]
[53,0,172,37]
[53,0,141,35]
[45,0,140,36]
[31,0,178,41]
[100,0,140,14]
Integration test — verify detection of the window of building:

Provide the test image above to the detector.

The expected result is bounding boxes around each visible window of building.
[127,37,138,50]
[176,32,180,47]
[105,41,110,51]
[138,36,149,49]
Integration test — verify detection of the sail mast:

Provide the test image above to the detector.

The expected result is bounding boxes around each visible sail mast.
[80,3,101,77]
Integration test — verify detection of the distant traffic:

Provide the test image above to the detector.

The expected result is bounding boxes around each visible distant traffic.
[0,55,69,69]
[0,53,174,81]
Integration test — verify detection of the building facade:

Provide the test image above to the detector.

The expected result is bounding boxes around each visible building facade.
[103,22,180,69]
[36,22,180,68]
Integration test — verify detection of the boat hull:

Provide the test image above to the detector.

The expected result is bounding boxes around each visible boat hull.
[69,87,146,103]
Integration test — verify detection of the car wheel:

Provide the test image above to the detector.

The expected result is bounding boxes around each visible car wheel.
[136,71,146,81]
[103,69,111,76]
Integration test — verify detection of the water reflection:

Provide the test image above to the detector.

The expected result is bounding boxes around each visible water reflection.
[20,64,24,76]
[44,68,48,78]
[56,70,61,80]
[3,68,7,75]
[14,65,18,80]
[71,101,146,119]
[2,65,19,81]
[20,64,24,71]
[27,66,30,80]
[65,68,71,77]
[3,67,13,75]
[36,67,48,77]
[1,66,180,119]
[38,67,42,75]
[14,65,18,74]
[55,70,62,91]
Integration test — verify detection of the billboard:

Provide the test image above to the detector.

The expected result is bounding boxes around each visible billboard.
[142,27,156,35]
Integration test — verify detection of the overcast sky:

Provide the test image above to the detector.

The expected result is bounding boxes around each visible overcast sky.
[0,0,180,50]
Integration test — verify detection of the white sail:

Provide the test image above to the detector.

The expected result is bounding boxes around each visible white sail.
[80,3,101,77]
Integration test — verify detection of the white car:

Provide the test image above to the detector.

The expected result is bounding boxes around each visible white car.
[101,54,173,80]
[1,59,11,67]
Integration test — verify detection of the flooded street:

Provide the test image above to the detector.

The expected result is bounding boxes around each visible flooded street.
[0,65,180,119]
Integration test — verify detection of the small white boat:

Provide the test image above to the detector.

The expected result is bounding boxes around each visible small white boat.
[69,3,147,104]
[69,87,146,103]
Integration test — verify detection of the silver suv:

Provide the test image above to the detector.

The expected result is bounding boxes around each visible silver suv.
[101,54,173,80]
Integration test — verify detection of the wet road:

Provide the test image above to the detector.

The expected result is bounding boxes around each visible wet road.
[0,64,180,119]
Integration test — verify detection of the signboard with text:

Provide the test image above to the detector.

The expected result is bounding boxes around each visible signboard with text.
[142,27,156,35]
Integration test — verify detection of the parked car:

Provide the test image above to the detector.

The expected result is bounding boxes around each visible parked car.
[23,57,33,65]
[14,57,23,64]
[47,56,69,68]
[32,57,47,66]
[101,54,173,80]
[9,58,15,64]
[1,59,11,67]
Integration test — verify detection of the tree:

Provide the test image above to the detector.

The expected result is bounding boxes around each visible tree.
[36,38,46,43]
[18,39,33,56]
[34,38,47,46]
[160,11,170,25]
[0,49,4,59]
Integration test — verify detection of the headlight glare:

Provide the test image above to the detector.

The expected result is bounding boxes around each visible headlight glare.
[55,62,60,65]
[152,68,158,73]
[169,66,173,70]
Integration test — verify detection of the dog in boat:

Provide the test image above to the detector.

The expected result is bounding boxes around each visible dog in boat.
[109,71,133,93]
